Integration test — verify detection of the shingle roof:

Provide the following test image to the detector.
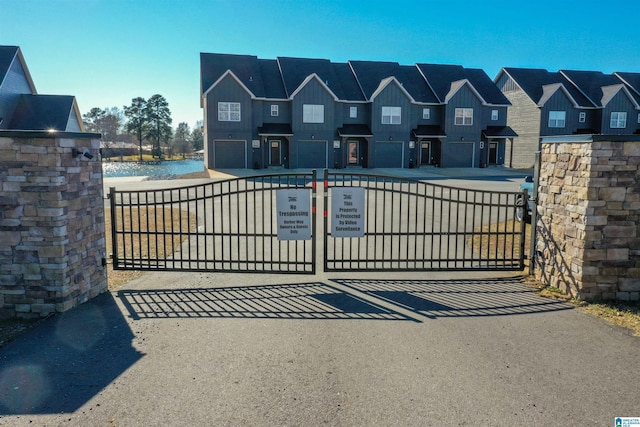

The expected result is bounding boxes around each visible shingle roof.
[332,62,366,101]
[348,60,401,100]
[464,68,511,105]
[8,94,76,131]
[501,67,595,108]
[416,64,467,103]
[614,72,640,105]
[278,57,344,99]
[560,70,628,107]
[259,59,287,99]
[200,53,265,97]
[0,45,19,86]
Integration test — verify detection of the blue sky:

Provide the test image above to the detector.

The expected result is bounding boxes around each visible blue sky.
[2,0,639,130]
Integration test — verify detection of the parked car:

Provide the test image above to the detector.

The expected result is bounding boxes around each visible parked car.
[515,176,534,223]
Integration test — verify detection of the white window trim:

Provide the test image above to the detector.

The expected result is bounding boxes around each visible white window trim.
[454,108,473,126]
[491,109,498,121]
[350,106,358,118]
[303,104,324,123]
[422,108,430,120]
[610,112,627,128]
[548,111,566,128]
[218,102,241,122]
[381,106,401,125]
[579,112,586,123]
[271,105,279,117]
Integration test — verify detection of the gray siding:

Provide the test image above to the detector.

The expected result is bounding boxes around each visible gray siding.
[205,74,253,134]
[369,83,412,168]
[601,91,637,134]
[261,100,291,124]
[291,80,336,134]
[0,58,33,129]
[540,91,576,136]
[340,103,370,125]
[442,85,482,167]
[499,76,542,168]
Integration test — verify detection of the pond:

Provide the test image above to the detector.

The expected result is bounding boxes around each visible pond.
[102,159,205,178]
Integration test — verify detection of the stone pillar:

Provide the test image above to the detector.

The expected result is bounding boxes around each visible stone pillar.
[535,135,640,301]
[0,132,107,319]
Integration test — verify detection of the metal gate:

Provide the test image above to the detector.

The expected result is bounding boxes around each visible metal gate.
[108,171,317,274]
[323,171,526,271]
[109,170,527,274]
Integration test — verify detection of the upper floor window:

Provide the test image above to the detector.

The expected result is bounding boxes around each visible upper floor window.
[610,112,627,128]
[303,104,324,123]
[579,112,586,123]
[491,110,498,121]
[271,105,279,116]
[548,111,566,128]
[455,108,473,125]
[423,108,430,120]
[218,102,241,122]
[350,106,358,118]
[381,106,401,124]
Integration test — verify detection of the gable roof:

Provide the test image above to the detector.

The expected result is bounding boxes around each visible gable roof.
[0,45,36,93]
[370,76,415,102]
[278,56,345,99]
[499,67,595,108]
[348,60,401,100]
[559,69,638,108]
[332,62,366,101]
[200,53,265,98]
[614,72,640,106]
[537,83,581,107]
[289,73,340,101]
[8,94,80,131]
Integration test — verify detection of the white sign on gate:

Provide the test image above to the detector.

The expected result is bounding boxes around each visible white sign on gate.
[331,187,365,238]
[276,189,312,240]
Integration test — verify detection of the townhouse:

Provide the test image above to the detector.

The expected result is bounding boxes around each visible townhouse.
[200,53,516,170]
[0,46,84,133]
[495,68,640,168]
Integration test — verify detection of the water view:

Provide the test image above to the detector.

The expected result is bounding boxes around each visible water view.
[102,159,205,178]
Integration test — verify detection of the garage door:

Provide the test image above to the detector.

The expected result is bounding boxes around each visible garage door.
[374,141,403,168]
[447,142,474,167]
[298,140,327,168]
[213,140,246,168]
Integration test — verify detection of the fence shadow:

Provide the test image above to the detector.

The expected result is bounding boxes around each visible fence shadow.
[332,277,573,319]
[0,292,143,415]
[118,282,414,322]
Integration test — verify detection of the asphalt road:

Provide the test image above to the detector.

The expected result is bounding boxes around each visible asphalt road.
[1,269,639,426]
[2,169,638,426]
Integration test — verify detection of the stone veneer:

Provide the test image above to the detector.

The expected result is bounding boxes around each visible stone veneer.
[0,131,106,319]
[535,135,640,301]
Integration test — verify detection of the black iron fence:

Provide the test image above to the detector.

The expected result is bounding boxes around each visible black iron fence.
[108,171,317,274]
[108,170,527,274]
[323,171,526,271]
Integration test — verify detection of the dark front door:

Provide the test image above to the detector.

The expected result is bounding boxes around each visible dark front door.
[488,141,498,165]
[270,140,281,166]
[420,141,431,165]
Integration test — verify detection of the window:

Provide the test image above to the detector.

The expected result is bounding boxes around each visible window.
[303,104,324,123]
[638,113,640,124]
[454,108,473,125]
[491,110,498,121]
[579,112,586,123]
[548,111,566,128]
[610,112,627,128]
[350,106,357,118]
[271,105,279,116]
[381,106,401,124]
[218,102,241,122]
[423,108,430,120]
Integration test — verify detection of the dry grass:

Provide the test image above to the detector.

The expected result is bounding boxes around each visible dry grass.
[105,207,197,290]
[468,219,531,266]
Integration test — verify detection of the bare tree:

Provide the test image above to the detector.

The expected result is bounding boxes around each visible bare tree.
[173,122,191,159]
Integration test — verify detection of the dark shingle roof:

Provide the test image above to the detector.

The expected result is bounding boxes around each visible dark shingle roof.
[560,70,627,107]
[332,62,366,101]
[8,94,75,131]
[464,68,511,105]
[398,65,439,104]
[0,45,19,86]
[259,59,287,99]
[200,53,264,97]
[277,57,344,99]
[501,68,595,107]
[615,72,640,104]
[416,64,467,103]
[348,60,401,99]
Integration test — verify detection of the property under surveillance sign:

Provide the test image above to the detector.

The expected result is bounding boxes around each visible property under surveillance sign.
[331,187,365,238]
[276,189,312,240]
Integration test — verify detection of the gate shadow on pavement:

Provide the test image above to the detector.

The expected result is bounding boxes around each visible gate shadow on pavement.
[118,282,415,322]
[332,277,573,319]
[0,293,143,415]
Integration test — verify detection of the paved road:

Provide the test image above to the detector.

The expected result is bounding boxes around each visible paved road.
[3,169,638,426]
[1,269,639,426]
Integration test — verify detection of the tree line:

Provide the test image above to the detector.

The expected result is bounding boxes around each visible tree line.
[82,94,204,161]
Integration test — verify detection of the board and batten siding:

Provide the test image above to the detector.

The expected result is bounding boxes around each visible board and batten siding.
[205,74,253,134]
[601,91,637,134]
[0,57,33,128]
[442,85,482,167]
[539,91,577,136]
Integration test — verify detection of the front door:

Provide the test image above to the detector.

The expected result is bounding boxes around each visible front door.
[347,140,359,166]
[420,141,431,165]
[488,141,498,165]
[270,140,281,166]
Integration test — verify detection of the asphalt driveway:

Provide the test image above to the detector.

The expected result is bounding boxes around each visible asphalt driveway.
[1,269,638,426]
